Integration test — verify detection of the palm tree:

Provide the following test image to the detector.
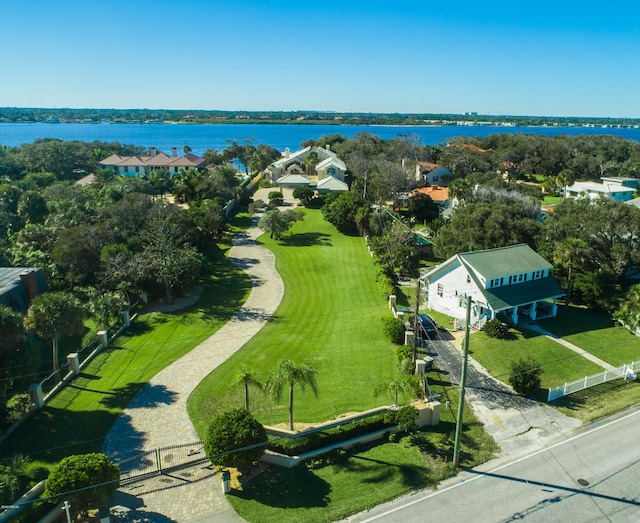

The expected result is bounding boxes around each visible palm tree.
[233,369,263,412]
[555,168,575,197]
[267,359,318,431]
[23,292,85,380]
[554,238,590,308]
[374,376,415,406]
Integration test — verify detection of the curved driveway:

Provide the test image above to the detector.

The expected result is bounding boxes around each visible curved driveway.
[104,198,285,522]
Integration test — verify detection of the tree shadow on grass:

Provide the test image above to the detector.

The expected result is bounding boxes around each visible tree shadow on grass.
[279,232,332,247]
[230,465,331,508]
[340,451,433,489]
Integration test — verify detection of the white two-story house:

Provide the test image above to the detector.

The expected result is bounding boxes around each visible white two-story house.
[423,244,565,327]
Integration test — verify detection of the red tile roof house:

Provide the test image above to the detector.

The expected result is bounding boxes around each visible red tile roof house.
[98,147,205,176]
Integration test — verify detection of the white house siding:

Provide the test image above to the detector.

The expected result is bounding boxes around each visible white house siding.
[427,263,485,323]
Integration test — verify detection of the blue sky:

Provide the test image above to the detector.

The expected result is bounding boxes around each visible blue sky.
[1,0,639,117]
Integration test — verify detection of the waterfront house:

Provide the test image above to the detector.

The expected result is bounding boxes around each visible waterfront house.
[99,147,205,176]
[423,244,564,328]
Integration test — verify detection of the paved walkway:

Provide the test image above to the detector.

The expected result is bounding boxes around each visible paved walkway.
[104,191,288,522]
[522,322,618,371]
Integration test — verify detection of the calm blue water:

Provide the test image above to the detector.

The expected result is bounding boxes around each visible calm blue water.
[1,122,639,156]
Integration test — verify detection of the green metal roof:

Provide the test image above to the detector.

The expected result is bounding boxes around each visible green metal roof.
[459,244,552,280]
[480,276,565,311]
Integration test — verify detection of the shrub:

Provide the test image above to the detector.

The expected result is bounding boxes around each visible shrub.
[383,317,406,345]
[292,187,314,206]
[397,344,413,363]
[482,318,509,339]
[267,191,284,208]
[248,199,265,214]
[204,409,268,469]
[44,453,119,517]
[509,357,543,396]
[384,405,419,433]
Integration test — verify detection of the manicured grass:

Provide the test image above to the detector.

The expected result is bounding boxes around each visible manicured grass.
[469,327,604,389]
[0,219,252,481]
[229,443,437,523]
[552,378,640,422]
[542,195,563,205]
[227,380,497,523]
[538,307,640,367]
[188,209,401,433]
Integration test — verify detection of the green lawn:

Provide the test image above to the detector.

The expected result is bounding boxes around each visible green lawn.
[538,307,640,367]
[0,220,252,481]
[469,327,604,389]
[188,209,401,434]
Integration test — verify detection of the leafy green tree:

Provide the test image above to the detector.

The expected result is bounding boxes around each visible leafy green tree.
[434,201,540,259]
[553,238,591,307]
[322,191,370,234]
[292,186,314,206]
[0,306,24,419]
[16,190,48,224]
[141,203,203,301]
[509,357,542,396]
[267,191,284,208]
[233,369,263,412]
[204,409,267,469]
[614,284,640,334]
[258,209,302,240]
[267,359,319,431]
[44,453,119,518]
[23,292,85,376]
[408,192,439,222]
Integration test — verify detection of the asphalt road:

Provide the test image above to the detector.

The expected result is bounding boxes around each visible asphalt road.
[348,406,640,523]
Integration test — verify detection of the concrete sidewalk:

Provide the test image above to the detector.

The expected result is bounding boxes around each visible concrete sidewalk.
[104,207,286,522]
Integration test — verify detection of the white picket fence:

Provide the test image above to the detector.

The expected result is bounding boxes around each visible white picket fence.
[548,361,640,401]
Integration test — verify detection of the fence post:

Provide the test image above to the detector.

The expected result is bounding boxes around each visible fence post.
[156,448,161,474]
[28,383,44,409]
[97,330,109,349]
[66,353,80,377]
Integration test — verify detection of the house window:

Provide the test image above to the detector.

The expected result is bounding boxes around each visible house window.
[459,298,465,307]
[508,275,513,284]
[500,277,504,285]
[518,274,524,282]
[124,166,129,173]
[534,270,541,279]
[437,284,443,297]
[135,166,140,173]
[466,275,471,284]
[433,175,439,182]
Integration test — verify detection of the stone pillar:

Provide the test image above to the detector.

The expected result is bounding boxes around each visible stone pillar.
[98,330,109,349]
[28,383,44,409]
[404,330,414,346]
[388,295,397,310]
[67,353,80,376]
[122,310,131,328]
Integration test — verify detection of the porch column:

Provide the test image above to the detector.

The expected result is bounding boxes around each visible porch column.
[530,302,537,321]
[511,306,518,324]
[551,298,558,317]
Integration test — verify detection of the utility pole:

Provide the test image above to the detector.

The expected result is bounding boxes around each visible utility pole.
[453,295,472,469]
[412,279,421,364]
